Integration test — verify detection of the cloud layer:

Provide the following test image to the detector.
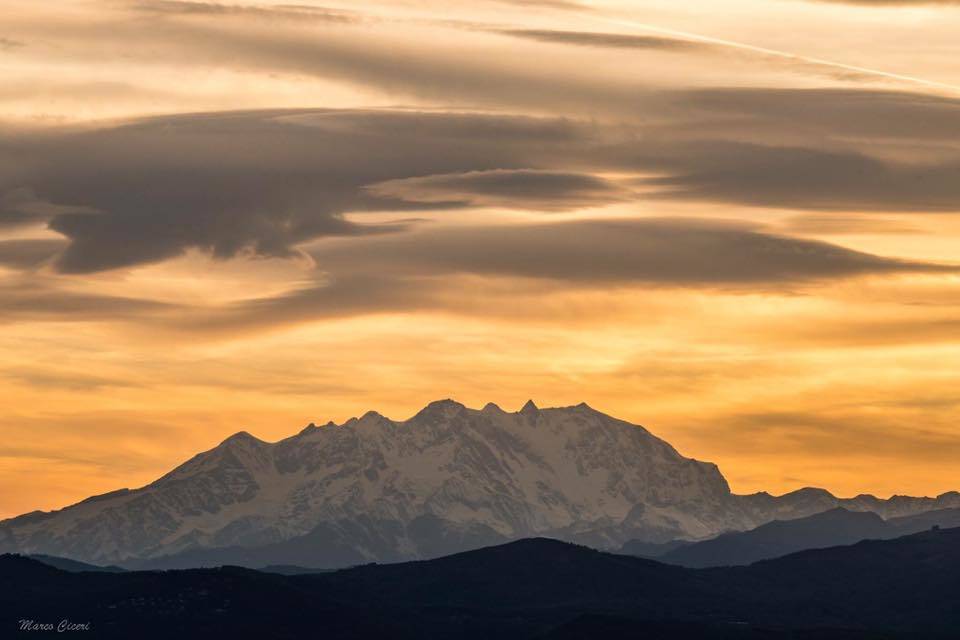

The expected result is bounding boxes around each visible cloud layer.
[2,110,570,272]
[4,99,960,275]
[367,169,629,211]
[311,218,952,284]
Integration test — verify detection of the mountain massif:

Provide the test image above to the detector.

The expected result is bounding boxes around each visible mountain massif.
[2,400,957,568]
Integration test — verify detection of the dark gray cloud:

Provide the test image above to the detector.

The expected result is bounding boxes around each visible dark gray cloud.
[636,141,960,212]
[0,188,102,231]
[604,89,960,212]
[1,110,589,273]
[309,218,953,284]
[367,170,629,212]
[0,189,48,229]
[672,88,960,141]
[0,211,36,229]
[494,29,708,51]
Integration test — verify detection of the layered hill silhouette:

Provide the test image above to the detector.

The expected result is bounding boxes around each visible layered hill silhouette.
[3,400,957,570]
[2,527,959,639]
[25,554,126,573]
[655,506,960,567]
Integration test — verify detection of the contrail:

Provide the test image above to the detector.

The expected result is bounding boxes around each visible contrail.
[579,13,960,94]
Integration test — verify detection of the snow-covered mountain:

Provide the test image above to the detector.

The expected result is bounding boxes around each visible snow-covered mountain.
[2,400,957,568]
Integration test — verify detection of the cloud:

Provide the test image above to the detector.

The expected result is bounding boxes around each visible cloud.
[118,1,942,96]
[19,3,960,128]
[0,239,67,270]
[132,1,361,22]
[173,217,956,331]
[0,276,179,324]
[0,211,36,229]
[3,110,587,273]
[0,188,100,231]
[309,218,953,284]
[491,0,587,8]
[0,38,25,51]
[782,215,923,235]
[636,141,960,212]
[367,170,630,212]
[777,317,960,347]
[673,88,960,141]
[7,105,960,277]
[720,410,960,462]
[493,29,709,52]
[0,367,140,391]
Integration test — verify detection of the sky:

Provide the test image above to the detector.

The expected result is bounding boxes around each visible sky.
[1,0,959,519]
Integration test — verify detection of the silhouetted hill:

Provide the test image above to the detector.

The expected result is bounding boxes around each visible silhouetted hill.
[661,508,890,567]
[2,528,959,638]
[297,538,718,613]
[888,507,960,535]
[650,506,960,568]
[743,526,960,629]
[258,564,334,575]
[28,554,126,573]
[0,554,65,585]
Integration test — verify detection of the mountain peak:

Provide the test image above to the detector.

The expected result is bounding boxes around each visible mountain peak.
[414,398,466,420]
[431,398,464,407]
[519,399,539,416]
[783,487,834,499]
[298,423,318,436]
[220,431,265,447]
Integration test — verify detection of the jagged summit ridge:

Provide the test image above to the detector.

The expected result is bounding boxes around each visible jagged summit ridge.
[0,400,728,563]
[220,399,582,441]
[1,399,958,568]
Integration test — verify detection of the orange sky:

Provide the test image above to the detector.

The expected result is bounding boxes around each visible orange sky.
[1,0,959,519]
